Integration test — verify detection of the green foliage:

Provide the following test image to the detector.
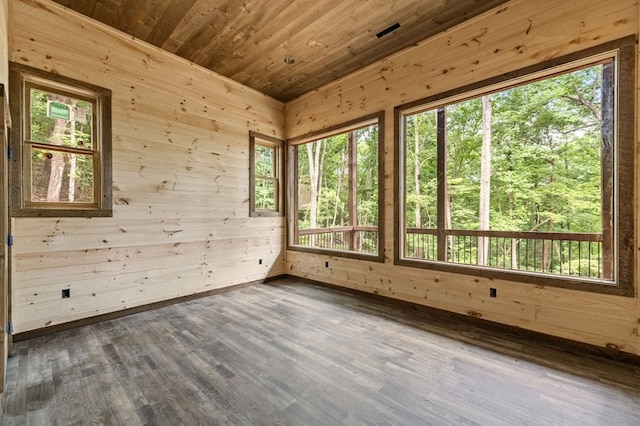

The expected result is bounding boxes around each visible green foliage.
[404,62,610,277]
[28,88,95,202]
[406,65,604,233]
[404,111,438,228]
[297,127,379,229]
[254,144,277,210]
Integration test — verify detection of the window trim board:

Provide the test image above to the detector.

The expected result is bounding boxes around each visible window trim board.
[287,111,386,263]
[249,131,284,217]
[9,62,112,217]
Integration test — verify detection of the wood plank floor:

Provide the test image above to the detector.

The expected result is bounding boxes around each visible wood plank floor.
[2,277,640,425]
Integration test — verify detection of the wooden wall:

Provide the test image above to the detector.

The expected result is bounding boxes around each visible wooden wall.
[286,0,640,355]
[0,0,9,397]
[9,0,285,333]
[0,0,8,89]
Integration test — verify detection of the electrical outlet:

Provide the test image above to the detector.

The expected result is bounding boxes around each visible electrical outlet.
[489,288,497,298]
[62,289,71,299]
[325,261,329,268]
[259,259,263,265]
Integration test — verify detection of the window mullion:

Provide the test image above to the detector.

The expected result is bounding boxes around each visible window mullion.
[26,140,95,156]
[436,107,447,262]
[600,61,614,279]
[292,145,300,245]
[348,131,357,251]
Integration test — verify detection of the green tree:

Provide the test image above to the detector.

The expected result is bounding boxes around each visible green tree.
[404,61,608,277]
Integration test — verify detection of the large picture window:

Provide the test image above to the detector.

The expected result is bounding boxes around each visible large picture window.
[395,37,634,295]
[10,63,112,217]
[289,113,384,261]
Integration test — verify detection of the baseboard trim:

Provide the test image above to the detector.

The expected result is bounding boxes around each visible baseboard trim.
[12,275,286,342]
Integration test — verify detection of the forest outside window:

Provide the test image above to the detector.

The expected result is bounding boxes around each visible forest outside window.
[10,63,112,217]
[249,132,283,217]
[395,37,634,295]
[289,112,384,261]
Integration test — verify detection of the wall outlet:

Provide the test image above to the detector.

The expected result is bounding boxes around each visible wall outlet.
[62,289,71,299]
[259,259,263,265]
[325,261,329,268]
[489,288,497,298]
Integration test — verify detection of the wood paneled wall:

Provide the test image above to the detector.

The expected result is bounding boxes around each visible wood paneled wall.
[0,0,8,89]
[286,0,640,354]
[0,0,9,397]
[9,0,285,333]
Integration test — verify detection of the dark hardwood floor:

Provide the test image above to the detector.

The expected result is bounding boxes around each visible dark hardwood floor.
[3,278,640,425]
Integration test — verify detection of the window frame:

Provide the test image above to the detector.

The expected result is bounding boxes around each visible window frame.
[249,131,284,217]
[394,36,635,296]
[9,62,112,217]
[287,112,385,262]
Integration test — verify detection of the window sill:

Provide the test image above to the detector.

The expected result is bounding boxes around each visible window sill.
[11,207,113,218]
[288,244,385,263]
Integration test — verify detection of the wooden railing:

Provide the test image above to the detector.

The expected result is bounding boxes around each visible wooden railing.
[296,226,378,254]
[405,228,609,279]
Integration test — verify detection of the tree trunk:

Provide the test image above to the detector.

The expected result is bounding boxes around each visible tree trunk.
[68,155,76,202]
[413,115,422,228]
[332,147,347,227]
[68,103,77,202]
[477,95,492,266]
[46,117,67,202]
[509,191,518,269]
[445,191,454,262]
[306,141,322,246]
[544,149,556,271]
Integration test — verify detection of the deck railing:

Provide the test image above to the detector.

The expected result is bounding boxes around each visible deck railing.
[294,226,609,279]
[296,226,378,255]
[405,228,608,279]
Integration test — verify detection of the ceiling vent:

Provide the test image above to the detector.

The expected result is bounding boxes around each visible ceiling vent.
[376,23,401,39]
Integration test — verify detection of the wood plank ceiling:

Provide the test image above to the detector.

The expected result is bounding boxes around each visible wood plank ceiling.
[51,0,510,101]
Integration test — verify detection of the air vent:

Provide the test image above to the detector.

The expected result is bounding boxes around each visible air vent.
[376,23,401,39]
